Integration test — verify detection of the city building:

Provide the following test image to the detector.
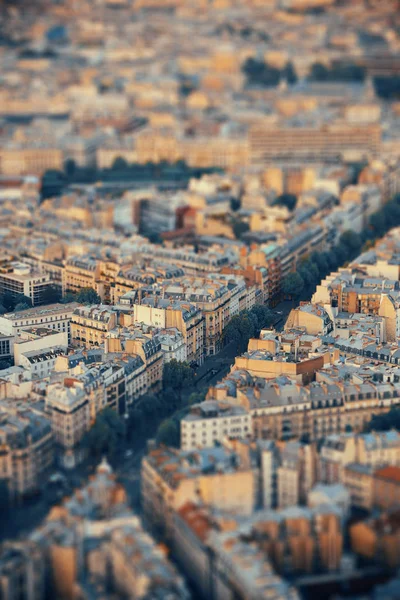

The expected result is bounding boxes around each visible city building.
[0,400,53,502]
[0,261,53,306]
[180,400,252,451]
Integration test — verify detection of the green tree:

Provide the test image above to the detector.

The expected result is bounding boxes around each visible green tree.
[187,391,207,406]
[273,193,297,211]
[369,211,387,237]
[76,288,101,304]
[112,156,129,170]
[156,418,180,447]
[64,159,77,179]
[339,230,362,257]
[14,302,31,312]
[309,62,329,81]
[250,304,274,333]
[163,360,195,393]
[61,291,78,304]
[365,408,400,433]
[282,272,305,300]
[0,292,17,312]
[84,407,125,459]
[41,285,62,305]
[283,61,298,85]
[242,57,281,87]
[232,219,250,240]
[223,312,256,353]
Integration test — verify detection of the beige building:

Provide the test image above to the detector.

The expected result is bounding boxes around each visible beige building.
[106,329,163,391]
[0,147,63,176]
[1,459,189,600]
[0,400,53,502]
[133,300,204,365]
[71,305,117,348]
[62,257,101,298]
[141,445,256,536]
[285,303,334,336]
[45,379,90,468]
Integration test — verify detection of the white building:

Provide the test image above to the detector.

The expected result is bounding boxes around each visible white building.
[0,261,53,306]
[180,400,252,451]
[14,328,68,367]
[0,303,78,343]
[18,347,66,379]
[159,328,187,363]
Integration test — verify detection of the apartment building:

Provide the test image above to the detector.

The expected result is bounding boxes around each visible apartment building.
[172,503,300,600]
[343,463,374,510]
[0,334,13,361]
[133,299,204,365]
[239,243,282,305]
[373,466,400,512]
[0,400,53,502]
[141,445,256,535]
[209,370,400,442]
[111,264,186,304]
[319,430,400,484]
[106,328,163,392]
[0,303,79,344]
[350,510,400,570]
[247,505,343,575]
[71,305,117,348]
[17,347,65,379]
[62,256,101,297]
[285,303,334,336]
[0,542,45,600]
[45,379,90,468]
[249,122,381,164]
[180,400,252,451]
[0,261,52,306]
[0,147,64,176]
[277,441,317,509]
[13,327,68,367]
[2,460,190,600]
[140,275,246,356]
[118,354,148,405]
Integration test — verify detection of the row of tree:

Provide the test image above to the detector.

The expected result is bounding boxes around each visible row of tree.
[0,292,33,314]
[365,407,400,433]
[308,62,366,82]
[223,304,274,353]
[41,160,222,199]
[282,193,400,301]
[242,58,297,87]
[61,287,101,305]
[84,360,198,458]
[0,285,102,315]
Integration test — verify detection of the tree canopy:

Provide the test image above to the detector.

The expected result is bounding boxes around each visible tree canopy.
[163,360,195,392]
[273,193,297,211]
[156,418,180,447]
[84,407,125,459]
[282,272,304,300]
[75,288,101,305]
[242,58,298,88]
[223,305,274,353]
[364,408,400,433]
[41,285,62,305]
